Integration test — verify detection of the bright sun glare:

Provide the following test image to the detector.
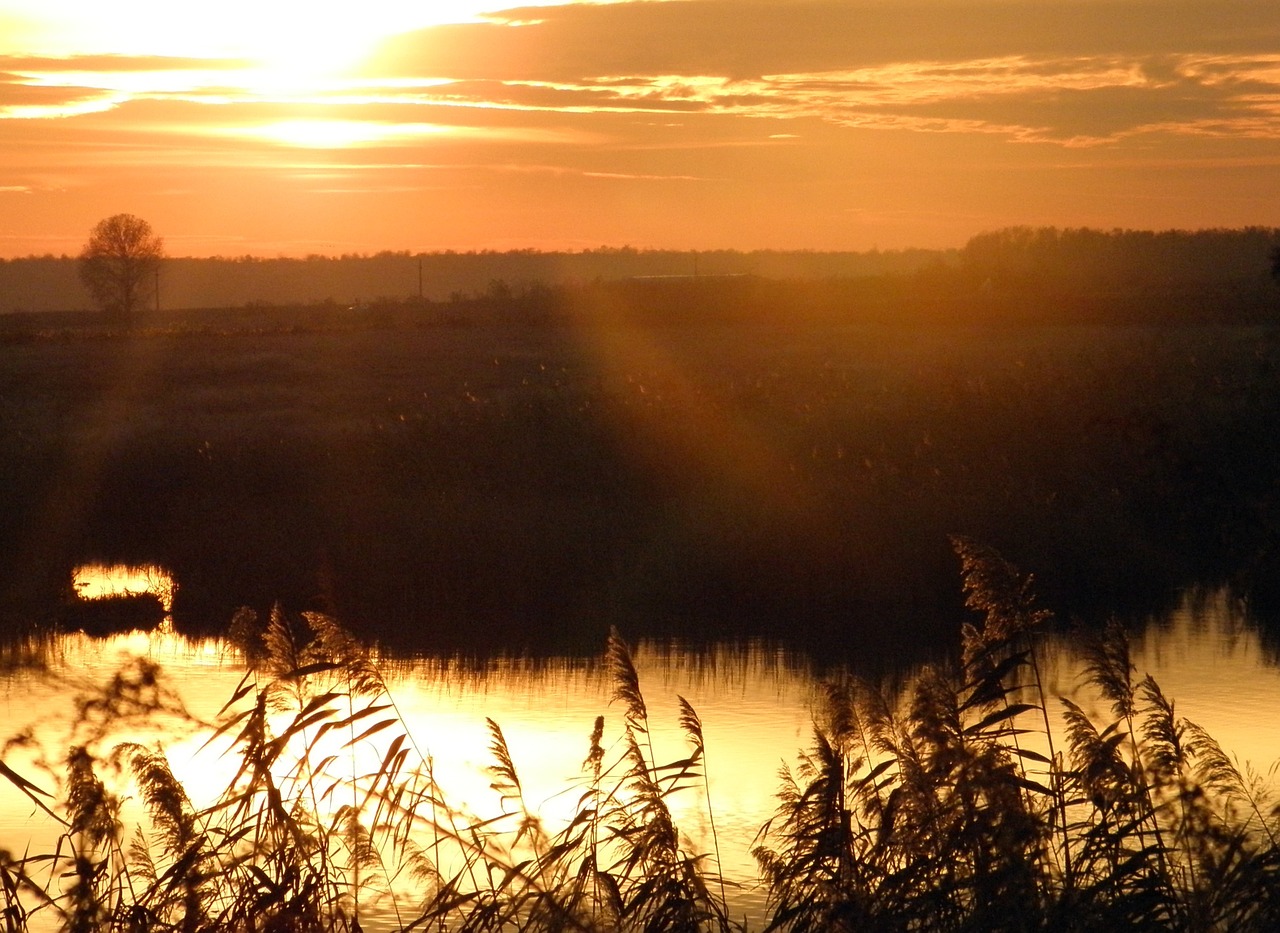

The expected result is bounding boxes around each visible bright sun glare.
[13,1,500,75]
[244,119,452,148]
[5,1,625,143]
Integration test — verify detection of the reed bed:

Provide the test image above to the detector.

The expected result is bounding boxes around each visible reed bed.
[2,541,1278,931]
[6,314,1280,659]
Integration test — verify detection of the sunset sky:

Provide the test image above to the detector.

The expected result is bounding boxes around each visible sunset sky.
[2,0,1279,257]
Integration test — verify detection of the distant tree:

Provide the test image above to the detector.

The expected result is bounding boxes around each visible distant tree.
[78,213,164,318]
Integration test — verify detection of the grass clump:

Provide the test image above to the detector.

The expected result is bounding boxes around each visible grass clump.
[0,611,735,932]
[1,541,1279,930]
[752,537,1280,931]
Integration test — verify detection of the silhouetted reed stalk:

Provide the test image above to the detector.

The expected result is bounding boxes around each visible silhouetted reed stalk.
[2,544,1279,930]
[953,535,1074,886]
[753,540,1280,931]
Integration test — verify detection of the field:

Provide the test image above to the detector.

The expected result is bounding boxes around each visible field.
[2,286,1280,659]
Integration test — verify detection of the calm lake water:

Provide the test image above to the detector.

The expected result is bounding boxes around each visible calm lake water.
[2,568,1278,929]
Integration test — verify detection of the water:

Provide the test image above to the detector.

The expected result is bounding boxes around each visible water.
[1,581,1278,929]
[0,614,820,928]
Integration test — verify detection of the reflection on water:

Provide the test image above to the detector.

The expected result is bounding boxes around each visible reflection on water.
[67,562,177,631]
[1063,589,1280,769]
[0,589,1277,929]
[71,563,176,613]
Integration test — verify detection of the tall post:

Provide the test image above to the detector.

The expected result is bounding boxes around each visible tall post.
[154,268,160,313]
[418,256,423,302]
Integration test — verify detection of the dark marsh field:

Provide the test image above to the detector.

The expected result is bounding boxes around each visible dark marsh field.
[2,283,1280,660]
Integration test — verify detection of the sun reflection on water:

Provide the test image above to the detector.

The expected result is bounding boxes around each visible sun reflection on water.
[70,562,177,621]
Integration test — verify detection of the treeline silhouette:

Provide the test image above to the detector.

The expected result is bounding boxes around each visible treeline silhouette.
[3,227,1278,324]
[0,245,945,314]
[962,226,1278,285]
[953,225,1280,324]
[418,225,1279,329]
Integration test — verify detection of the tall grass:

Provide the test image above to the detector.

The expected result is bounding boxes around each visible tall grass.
[752,538,1280,931]
[0,611,736,931]
[1,542,1279,930]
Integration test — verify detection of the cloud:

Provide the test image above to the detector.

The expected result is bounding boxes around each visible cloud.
[0,54,251,73]
[344,1,1280,146]
[0,73,110,109]
[710,54,1280,144]
[373,1,1280,81]
[198,117,606,149]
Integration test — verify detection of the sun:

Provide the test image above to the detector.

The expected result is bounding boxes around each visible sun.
[236,6,450,84]
[211,2,497,86]
[8,2,621,81]
[8,1,498,75]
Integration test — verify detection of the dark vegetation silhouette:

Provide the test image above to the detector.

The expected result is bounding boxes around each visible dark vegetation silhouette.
[4,246,944,314]
[2,543,1278,930]
[4,226,1277,319]
[2,226,1280,656]
[752,539,1280,932]
[76,214,164,321]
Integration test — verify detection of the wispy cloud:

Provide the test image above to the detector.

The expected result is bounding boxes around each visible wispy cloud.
[363,3,1280,145]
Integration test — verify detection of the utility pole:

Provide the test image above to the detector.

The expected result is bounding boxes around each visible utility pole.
[418,256,424,302]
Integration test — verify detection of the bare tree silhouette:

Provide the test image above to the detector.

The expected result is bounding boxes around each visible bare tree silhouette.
[78,213,164,319]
